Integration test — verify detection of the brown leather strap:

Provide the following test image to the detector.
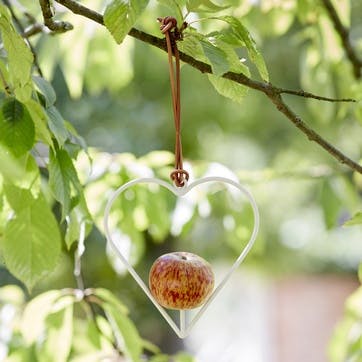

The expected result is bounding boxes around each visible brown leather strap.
[159,17,189,187]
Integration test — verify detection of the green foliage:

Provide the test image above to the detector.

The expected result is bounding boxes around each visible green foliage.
[344,211,362,226]
[214,15,269,81]
[104,0,150,44]
[49,146,83,220]
[0,5,33,101]
[1,286,163,362]
[0,0,361,360]
[104,303,143,362]
[2,190,61,290]
[208,74,248,103]
[0,98,35,157]
[38,302,74,362]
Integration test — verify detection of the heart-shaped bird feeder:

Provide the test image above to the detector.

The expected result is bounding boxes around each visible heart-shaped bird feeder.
[103,16,260,338]
[103,176,259,338]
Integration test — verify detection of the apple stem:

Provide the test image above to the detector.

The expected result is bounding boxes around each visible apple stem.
[179,309,186,336]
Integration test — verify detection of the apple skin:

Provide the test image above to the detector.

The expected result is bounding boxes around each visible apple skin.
[149,251,214,310]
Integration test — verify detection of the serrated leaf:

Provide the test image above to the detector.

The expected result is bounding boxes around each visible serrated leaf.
[46,106,68,146]
[0,8,33,102]
[21,290,63,344]
[104,304,142,362]
[0,98,35,157]
[216,16,269,81]
[2,192,62,290]
[38,304,73,362]
[208,74,248,103]
[104,0,149,44]
[33,76,56,108]
[49,147,83,220]
[344,211,362,227]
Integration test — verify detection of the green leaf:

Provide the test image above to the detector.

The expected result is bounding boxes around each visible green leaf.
[178,32,206,62]
[2,192,62,290]
[49,147,83,219]
[25,100,53,146]
[208,74,248,103]
[199,38,229,76]
[33,76,56,108]
[38,304,73,362]
[4,183,34,211]
[0,144,27,181]
[0,6,33,102]
[0,98,35,157]
[103,304,143,362]
[65,209,81,250]
[64,197,92,250]
[359,263,362,284]
[208,34,251,75]
[92,288,128,314]
[104,0,149,44]
[3,154,40,192]
[216,16,269,81]
[21,290,63,343]
[5,348,35,362]
[344,211,362,227]
[46,106,69,146]
[187,0,229,13]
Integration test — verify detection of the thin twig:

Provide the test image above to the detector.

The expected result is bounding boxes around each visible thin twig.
[321,0,362,79]
[277,88,356,103]
[50,0,362,174]
[39,0,73,33]
[2,0,44,76]
[22,23,44,38]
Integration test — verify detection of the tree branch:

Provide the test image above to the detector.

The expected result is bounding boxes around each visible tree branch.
[39,0,73,32]
[48,0,362,174]
[321,0,362,79]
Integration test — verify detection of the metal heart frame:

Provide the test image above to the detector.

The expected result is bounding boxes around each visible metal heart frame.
[103,176,260,338]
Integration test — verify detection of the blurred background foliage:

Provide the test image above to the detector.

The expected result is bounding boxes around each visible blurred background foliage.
[0,0,362,361]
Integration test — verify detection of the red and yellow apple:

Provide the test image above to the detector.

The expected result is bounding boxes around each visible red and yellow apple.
[149,251,214,310]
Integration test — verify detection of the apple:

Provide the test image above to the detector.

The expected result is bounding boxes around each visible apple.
[149,251,214,310]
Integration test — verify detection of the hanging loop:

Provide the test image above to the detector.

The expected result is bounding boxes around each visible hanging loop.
[158,17,189,187]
